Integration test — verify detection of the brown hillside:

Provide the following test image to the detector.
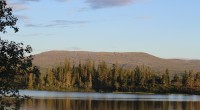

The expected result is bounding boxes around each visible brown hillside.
[33,51,200,74]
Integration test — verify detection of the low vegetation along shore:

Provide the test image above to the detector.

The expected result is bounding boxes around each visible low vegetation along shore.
[23,59,200,94]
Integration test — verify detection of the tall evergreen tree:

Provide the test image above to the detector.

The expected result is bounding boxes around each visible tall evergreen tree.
[162,69,170,87]
[134,66,142,87]
[171,74,181,87]
[112,63,119,91]
[27,73,34,89]
[194,72,200,87]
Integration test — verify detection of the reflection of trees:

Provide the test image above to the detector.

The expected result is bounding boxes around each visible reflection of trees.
[20,98,200,110]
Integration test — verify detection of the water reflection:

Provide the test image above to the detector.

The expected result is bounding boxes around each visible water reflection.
[21,98,200,110]
[19,90,200,110]
[19,90,200,101]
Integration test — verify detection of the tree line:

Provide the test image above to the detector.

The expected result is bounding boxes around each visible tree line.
[25,59,200,94]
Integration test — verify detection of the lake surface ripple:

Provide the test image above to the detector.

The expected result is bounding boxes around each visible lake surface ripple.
[19,90,200,110]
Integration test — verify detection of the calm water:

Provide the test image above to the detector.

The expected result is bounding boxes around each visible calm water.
[19,90,200,110]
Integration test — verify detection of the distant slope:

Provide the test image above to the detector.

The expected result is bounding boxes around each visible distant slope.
[33,51,200,74]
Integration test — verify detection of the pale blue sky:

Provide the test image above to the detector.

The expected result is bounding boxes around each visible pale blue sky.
[1,0,200,59]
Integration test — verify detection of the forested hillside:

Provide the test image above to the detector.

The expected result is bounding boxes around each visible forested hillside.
[24,51,200,94]
[27,59,200,94]
[33,51,200,74]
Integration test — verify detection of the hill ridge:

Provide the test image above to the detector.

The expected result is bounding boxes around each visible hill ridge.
[33,50,200,74]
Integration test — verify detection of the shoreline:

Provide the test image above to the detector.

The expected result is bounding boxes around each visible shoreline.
[20,89,200,95]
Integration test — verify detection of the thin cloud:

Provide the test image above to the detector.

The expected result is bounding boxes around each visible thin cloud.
[25,24,41,27]
[77,7,90,12]
[55,0,69,2]
[15,15,30,23]
[18,0,67,2]
[53,20,89,24]
[85,0,134,9]
[16,15,29,20]
[10,33,54,38]
[7,0,40,5]
[67,47,83,51]
[134,16,153,20]
[25,20,89,28]
[7,3,28,11]
[18,0,40,2]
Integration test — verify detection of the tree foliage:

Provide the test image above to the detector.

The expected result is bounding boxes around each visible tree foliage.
[0,39,35,94]
[29,59,200,94]
[0,38,39,109]
[0,0,18,33]
[0,0,39,109]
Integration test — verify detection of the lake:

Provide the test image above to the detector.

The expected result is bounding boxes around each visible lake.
[19,90,200,110]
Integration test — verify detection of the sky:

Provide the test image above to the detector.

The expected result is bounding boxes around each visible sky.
[1,0,200,59]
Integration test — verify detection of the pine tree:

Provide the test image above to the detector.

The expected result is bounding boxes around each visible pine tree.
[134,66,142,87]
[112,63,119,91]
[162,69,170,87]
[66,71,71,88]
[27,73,33,89]
[38,74,45,89]
[88,72,93,89]
[171,74,181,87]
[187,70,194,88]
[46,68,54,87]
[194,72,200,87]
